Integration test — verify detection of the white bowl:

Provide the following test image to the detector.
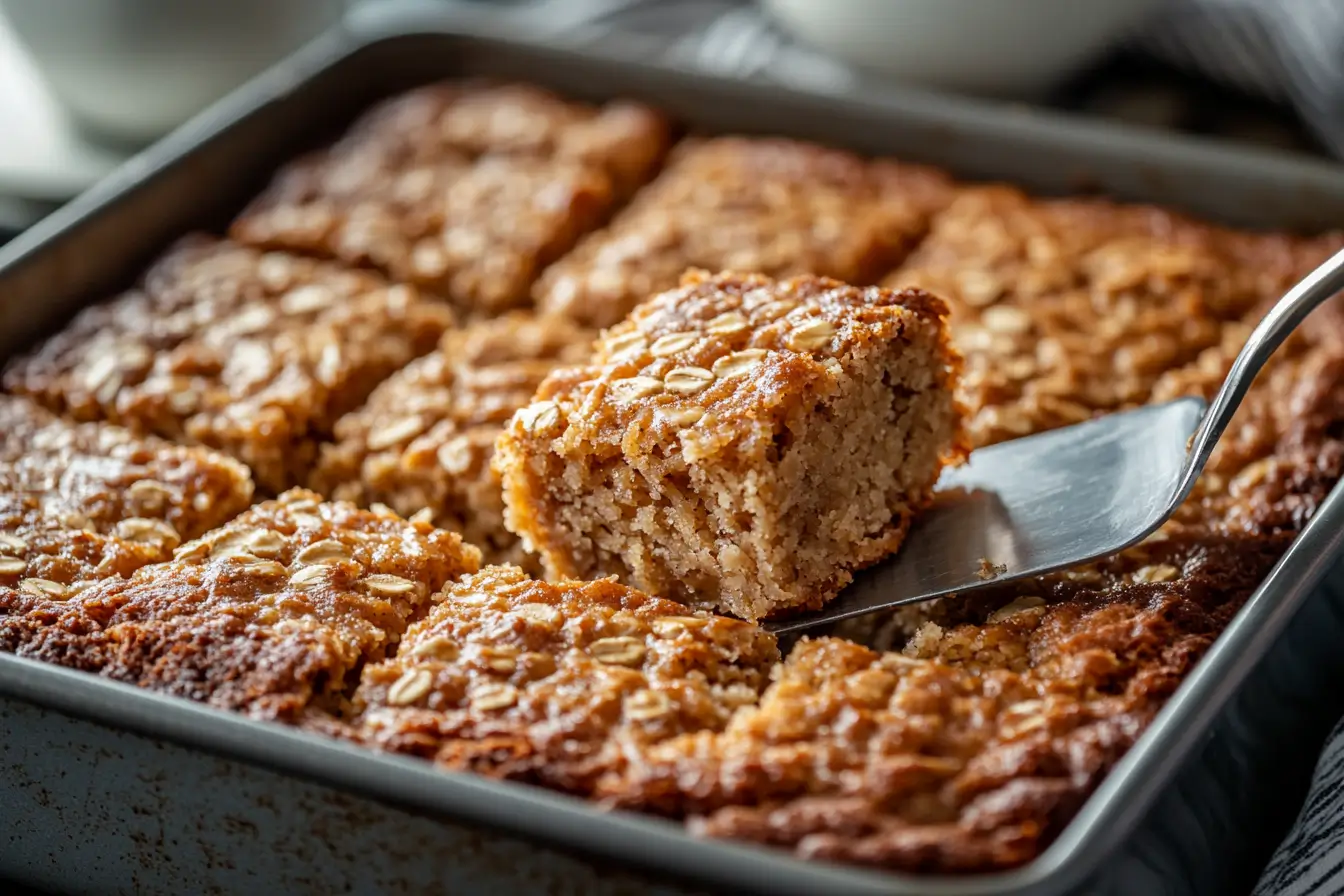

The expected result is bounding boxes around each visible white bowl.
[0,0,344,144]
[762,0,1167,97]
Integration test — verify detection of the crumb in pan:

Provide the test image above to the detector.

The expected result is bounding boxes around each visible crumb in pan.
[976,558,1008,580]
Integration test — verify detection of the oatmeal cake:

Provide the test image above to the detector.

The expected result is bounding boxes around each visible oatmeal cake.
[883,185,1344,447]
[0,394,253,593]
[350,565,778,795]
[3,236,454,493]
[231,82,671,315]
[2,72,1340,879]
[0,489,480,719]
[496,271,966,621]
[534,137,955,328]
[311,312,594,567]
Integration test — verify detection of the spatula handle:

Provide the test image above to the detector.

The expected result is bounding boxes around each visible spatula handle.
[1173,246,1344,509]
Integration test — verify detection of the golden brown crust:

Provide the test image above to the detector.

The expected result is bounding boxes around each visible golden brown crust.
[534,137,955,328]
[231,82,671,315]
[1,489,480,720]
[497,271,965,620]
[0,395,254,593]
[289,82,672,196]
[1154,314,1344,538]
[3,236,453,493]
[349,565,778,794]
[311,313,594,567]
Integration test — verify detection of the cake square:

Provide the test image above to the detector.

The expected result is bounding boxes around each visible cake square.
[231,82,671,315]
[3,236,454,493]
[0,395,254,594]
[311,312,594,567]
[272,82,671,197]
[533,137,955,328]
[0,490,480,719]
[496,271,966,621]
[350,565,778,794]
[883,185,1341,448]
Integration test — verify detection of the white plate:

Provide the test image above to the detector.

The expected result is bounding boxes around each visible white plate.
[762,0,1167,97]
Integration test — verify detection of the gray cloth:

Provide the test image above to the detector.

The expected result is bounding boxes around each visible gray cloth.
[523,0,1344,157]
[1137,0,1344,156]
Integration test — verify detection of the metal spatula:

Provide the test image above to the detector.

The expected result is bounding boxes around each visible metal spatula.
[772,246,1344,634]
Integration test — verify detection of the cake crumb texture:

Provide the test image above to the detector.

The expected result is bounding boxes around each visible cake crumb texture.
[496,270,966,621]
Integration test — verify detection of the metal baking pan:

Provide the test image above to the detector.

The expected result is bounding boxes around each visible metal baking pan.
[4,7,1344,894]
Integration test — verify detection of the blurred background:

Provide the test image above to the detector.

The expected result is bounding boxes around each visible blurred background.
[0,0,1336,243]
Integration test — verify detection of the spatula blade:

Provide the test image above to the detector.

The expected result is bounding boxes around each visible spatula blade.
[770,397,1208,633]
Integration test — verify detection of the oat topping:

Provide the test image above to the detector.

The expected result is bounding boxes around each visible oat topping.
[3,237,453,493]
[884,185,1339,448]
[232,82,670,315]
[2,489,480,720]
[536,136,955,328]
[312,313,594,568]
[350,566,778,792]
[0,395,254,593]
[3,77,1343,881]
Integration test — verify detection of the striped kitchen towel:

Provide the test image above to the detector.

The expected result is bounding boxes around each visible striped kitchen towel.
[1256,713,1344,895]
[521,0,1344,157]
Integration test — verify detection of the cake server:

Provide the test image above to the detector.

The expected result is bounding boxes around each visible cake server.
[772,245,1344,633]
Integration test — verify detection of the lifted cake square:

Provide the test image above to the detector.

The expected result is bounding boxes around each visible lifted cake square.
[496,271,966,621]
